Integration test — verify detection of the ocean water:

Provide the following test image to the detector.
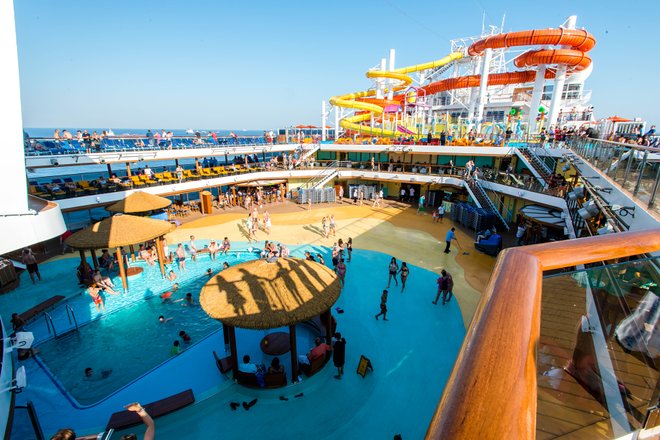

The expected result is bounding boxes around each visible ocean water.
[25,128,270,138]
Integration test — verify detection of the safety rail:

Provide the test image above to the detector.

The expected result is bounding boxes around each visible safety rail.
[65,304,79,333]
[567,136,660,211]
[24,135,277,157]
[298,161,341,189]
[43,312,56,338]
[425,228,660,439]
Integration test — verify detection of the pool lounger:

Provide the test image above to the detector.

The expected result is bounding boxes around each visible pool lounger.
[105,389,195,431]
[19,295,65,323]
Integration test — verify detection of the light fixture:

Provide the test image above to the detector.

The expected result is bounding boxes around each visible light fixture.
[100,158,106,164]
[561,164,570,172]
[578,200,600,220]
[568,186,585,201]
[611,205,636,218]
[96,196,101,203]
[593,186,612,194]
[597,221,615,235]
[50,159,59,166]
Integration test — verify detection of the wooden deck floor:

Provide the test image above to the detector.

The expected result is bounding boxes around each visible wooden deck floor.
[537,275,658,439]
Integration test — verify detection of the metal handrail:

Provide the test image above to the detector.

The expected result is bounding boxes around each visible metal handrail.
[43,312,56,338]
[65,304,79,331]
[298,161,339,189]
[425,229,660,439]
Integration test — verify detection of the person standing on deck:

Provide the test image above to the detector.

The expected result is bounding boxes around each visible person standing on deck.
[444,227,458,254]
[176,243,186,271]
[333,333,346,379]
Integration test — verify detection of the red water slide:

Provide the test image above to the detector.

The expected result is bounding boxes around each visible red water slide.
[420,28,595,96]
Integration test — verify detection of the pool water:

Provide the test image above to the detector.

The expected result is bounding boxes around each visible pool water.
[33,246,260,406]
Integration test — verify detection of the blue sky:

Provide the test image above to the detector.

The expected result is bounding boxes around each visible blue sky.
[13,0,660,129]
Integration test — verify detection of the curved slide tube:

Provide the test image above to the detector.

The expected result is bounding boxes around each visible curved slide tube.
[331,28,595,137]
[420,28,595,99]
[330,52,463,137]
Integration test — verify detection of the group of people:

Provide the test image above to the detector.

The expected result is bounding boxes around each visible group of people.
[245,207,272,242]
[303,238,353,287]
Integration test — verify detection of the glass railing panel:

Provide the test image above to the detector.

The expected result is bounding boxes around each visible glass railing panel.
[538,257,659,439]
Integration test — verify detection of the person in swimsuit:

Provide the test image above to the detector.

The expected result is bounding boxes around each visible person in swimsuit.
[316,254,325,265]
[264,211,272,235]
[322,216,329,238]
[208,240,219,260]
[92,270,117,294]
[399,262,410,292]
[329,214,336,237]
[21,248,41,284]
[167,270,177,281]
[175,244,186,271]
[221,237,230,255]
[387,257,399,288]
[336,259,347,287]
[346,238,353,262]
[375,289,388,321]
[88,285,105,311]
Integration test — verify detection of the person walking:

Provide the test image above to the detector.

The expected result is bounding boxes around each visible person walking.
[400,187,406,202]
[399,262,409,292]
[437,205,445,223]
[322,216,329,238]
[338,186,344,204]
[516,223,527,246]
[387,257,399,288]
[433,269,454,305]
[21,248,41,284]
[333,333,347,379]
[417,194,425,215]
[375,289,389,321]
[329,214,336,237]
[444,227,458,254]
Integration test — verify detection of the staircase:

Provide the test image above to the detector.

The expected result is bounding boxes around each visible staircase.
[515,147,552,187]
[297,144,320,166]
[465,179,510,231]
[299,161,339,189]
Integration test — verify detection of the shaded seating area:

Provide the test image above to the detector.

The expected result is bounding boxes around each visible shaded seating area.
[105,389,195,431]
[18,295,65,323]
[65,214,174,291]
[474,234,503,256]
[200,257,341,387]
[300,351,332,377]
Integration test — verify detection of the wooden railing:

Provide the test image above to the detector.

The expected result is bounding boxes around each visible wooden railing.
[425,228,660,439]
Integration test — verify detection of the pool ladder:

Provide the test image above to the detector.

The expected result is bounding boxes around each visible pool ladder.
[44,305,79,339]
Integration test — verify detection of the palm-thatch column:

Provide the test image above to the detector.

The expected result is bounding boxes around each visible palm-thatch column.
[155,236,166,278]
[289,324,298,383]
[227,325,238,381]
[116,247,128,291]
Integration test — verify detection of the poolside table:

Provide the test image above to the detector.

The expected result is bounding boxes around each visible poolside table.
[260,331,290,356]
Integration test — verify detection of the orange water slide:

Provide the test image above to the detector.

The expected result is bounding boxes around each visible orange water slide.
[420,28,595,96]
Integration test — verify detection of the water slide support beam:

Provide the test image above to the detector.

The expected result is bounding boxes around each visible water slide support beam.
[528,65,547,134]
[546,15,577,130]
[476,48,493,133]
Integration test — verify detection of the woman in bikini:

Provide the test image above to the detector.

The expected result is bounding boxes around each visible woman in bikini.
[399,262,410,292]
[346,238,353,262]
[336,259,347,287]
[387,257,399,288]
[322,216,329,238]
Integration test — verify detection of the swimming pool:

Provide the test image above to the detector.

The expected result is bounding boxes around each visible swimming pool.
[34,247,260,406]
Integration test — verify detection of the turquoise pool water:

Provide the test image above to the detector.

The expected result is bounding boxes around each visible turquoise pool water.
[32,246,259,406]
[13,243,467,439]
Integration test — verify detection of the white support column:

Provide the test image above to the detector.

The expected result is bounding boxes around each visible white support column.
[546,15,577,130]
[527,65,547,134]
[475,48,493,133]
[321,101,327,141]
[376,58,386,100]
[0,0,29,215]
[387,49,396,101]
[467,56,482,129]
[334,107,340,140]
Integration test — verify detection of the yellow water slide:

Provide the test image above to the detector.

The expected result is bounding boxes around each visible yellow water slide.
[329,52,463,137]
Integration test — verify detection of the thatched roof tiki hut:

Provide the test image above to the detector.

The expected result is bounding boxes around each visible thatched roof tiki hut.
[200,258,341,383]
[106,191,172,214]
[65,214,175,291]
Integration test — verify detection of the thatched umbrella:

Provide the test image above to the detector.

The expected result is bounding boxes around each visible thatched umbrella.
[200,257,341,382]
[65,214,175,290]
[106,191,172,214]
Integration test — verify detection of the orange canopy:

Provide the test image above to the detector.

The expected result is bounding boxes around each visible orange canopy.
[607,116,631,122]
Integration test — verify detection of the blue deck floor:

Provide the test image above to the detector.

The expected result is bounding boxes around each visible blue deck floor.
[6,243,466,439]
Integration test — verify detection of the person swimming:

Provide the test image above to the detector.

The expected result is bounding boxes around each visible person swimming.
[158,315,172,323]
[179,330,191,343]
